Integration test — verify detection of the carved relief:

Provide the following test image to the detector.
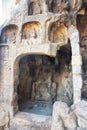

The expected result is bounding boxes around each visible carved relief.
[28,0,47,15]
[0,25,18,43]
[49,22,68,45]
[47,0,69,13]
[22,22,42,44]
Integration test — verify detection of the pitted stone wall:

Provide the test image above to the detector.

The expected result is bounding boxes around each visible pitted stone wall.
[0,0,87,129]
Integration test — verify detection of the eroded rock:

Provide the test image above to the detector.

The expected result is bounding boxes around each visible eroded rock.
[51,102,77,130]
[72,100,87,129]
[1,0,87,130]
[0,104,9,128]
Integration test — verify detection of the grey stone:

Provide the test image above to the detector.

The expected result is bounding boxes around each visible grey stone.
[72,101,87,129]
[51,102,77,130]
[0,0,86,130]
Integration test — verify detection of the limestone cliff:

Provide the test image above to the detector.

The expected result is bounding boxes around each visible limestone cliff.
[0,0,87,130]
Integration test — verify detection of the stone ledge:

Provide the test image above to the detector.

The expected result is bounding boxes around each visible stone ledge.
[10,112,51,130]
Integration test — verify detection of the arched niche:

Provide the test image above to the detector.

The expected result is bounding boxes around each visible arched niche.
[13,45,72,115]
[28,1,40,15]
[47,0,69,13]
[28,0,42,15]
[49,22,68,46]
[22,22,42,44]
[13,54,55,115]
[0,24,19,43]
[28,0,47,15]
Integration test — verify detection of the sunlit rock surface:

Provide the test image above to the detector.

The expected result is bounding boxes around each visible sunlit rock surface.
[0,0,87,130]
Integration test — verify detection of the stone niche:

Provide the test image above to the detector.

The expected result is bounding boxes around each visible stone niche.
[28,0,69,15]
[27,0,83,16]
[28,0,47,15]
[77,14,87,100]
[49,22,68,46]
[28,1,42,15]
[0,24,18,43]
[13,44,73,116]
[22,22,42,44]
[47,0,69,13]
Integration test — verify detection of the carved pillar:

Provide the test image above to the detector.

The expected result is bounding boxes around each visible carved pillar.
[0,45,9,127]
[0,46,10,102]
[68,25,82,104]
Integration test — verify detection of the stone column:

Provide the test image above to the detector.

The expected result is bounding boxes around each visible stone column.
[68,25,82,104]
[8,44,18,118]
[0,45,9,128]
[0,45,10,103]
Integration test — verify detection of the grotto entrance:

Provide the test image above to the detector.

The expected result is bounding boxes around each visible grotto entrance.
[14,45,73,116]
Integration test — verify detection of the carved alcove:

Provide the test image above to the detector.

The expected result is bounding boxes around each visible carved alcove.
[22,22,42,44]
[48,22,68,46]
[0,24,18,43]
[13,44,72,116]
[28,0,44,15]
[47,0,69,13]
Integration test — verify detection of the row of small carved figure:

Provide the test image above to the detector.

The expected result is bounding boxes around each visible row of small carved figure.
[0,21,67,44]
[28,0,86,15]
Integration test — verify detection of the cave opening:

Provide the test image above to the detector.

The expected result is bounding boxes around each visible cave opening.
[14,44,72,116]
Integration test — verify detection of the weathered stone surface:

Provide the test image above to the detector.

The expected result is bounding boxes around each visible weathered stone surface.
[51,102,64,130]
[17,49,72,109]
[10,112,51,130]
[0,105,9,128]
[72,100,87,129]
[51,102,77,130]
[77,127,86,130]
[1,0,87,130]
[71,55,82,66]
[51,116,64,130]
[71,44,80,55]
[72,66,82,74]
[68,25,80,44]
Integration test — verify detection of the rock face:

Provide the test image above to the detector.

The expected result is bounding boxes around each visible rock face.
[10,112,51,130]
[51,101,87,130]
[0,0,87,130]
[0,104,9,130]
[72,100,87,129]
[11,101,87,130]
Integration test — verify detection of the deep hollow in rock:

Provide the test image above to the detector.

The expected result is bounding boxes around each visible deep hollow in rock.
[48,22,67,45]
[0,24,18,43]
[13,44,73,116]
[22,22,42,40]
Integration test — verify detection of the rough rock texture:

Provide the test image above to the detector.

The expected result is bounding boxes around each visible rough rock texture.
[10,101,87,130]
[17,46,72,110]
[51,102,77,130]
[0,104,9,130]
[10,112,51,130]
[51,101,87,130]
[0,0,87,130]
[72,100,87,129]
